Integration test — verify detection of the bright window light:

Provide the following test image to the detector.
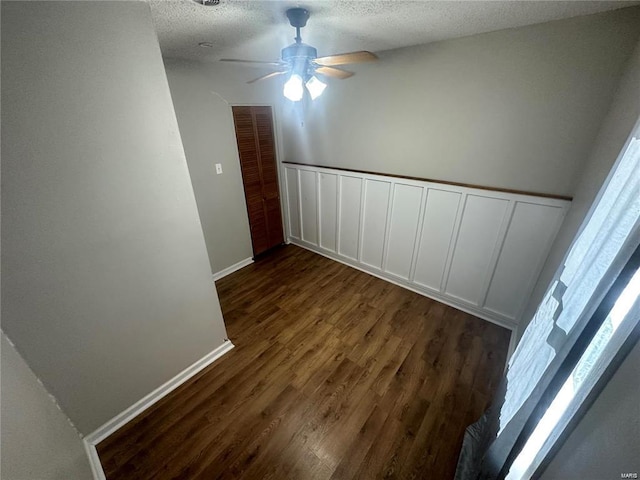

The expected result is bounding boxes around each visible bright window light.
[283,74,304,102]
[305,75,326,100]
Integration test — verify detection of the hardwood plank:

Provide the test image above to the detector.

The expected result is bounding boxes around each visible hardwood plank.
[235,395,317,479]
[310,391,378,469]
[351,412,406,479]
[97,244,511,479]
[172,383,300,479]
[379,397,432,479]
[329,405,390,479]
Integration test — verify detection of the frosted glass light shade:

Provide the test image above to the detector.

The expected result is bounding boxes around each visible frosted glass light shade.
[283,74,304,101]
[306,76,326,100]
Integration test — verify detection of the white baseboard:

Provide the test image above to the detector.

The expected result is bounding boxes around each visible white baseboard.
[84,440,106,480]
[289,238,517,332]
[212,257,254,281]
[83,339,235,479]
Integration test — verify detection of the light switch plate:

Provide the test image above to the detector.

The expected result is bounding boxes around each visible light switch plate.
[215,163,223,175]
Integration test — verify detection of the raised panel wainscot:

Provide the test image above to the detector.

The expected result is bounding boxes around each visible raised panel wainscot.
[283,163,570,329]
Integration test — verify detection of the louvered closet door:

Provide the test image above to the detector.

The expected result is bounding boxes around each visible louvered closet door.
[232,106,284,256]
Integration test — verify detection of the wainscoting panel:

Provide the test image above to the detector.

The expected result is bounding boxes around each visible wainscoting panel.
[385,183,424,280]
[483,201,566,319]
[319,173,338,252]
[444,195,511,305]
[413,189,462,291]
[283,163,570,328]
[361,179,391,269]
[285,167,301,239]
[299,169,318,245]
[338,176,363,261]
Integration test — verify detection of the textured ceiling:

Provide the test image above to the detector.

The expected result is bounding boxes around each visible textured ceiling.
[149,0,638,63]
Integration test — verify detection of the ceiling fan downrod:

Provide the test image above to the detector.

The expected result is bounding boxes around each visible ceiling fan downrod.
[281,7,317,69]
[286,7,310,44]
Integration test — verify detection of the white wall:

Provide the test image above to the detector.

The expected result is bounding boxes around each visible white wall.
[1,1,228,435]
[1,333,93,480]
[521,38,640,338]
[281,7,640,198]
[540,339,640,479]
[164,59,284,273]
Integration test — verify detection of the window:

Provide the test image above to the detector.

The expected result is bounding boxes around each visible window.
[507,265,640,479]
[476,119,640,480]
[500,133,640,436]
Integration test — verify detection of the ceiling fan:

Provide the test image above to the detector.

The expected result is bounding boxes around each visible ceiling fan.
[219,7,378,101]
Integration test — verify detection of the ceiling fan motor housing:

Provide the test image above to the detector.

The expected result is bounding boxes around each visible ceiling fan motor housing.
[282,43,318,80]
[281,43,317,62]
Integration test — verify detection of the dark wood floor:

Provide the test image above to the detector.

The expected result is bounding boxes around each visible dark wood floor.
[97,245,510,479]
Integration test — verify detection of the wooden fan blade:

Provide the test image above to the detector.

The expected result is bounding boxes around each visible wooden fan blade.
[314,50,378,67]
[315,66,354,80]
[247,71,286,84]
[220,59,286,67]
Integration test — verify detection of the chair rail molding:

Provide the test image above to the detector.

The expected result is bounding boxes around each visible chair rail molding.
[282,162,571,329]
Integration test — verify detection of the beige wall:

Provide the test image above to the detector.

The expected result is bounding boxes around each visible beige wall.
[165,9,640,276]
[281,7,640,198]
[540,339,640,479]
[164,59,284,272]
[1,1,228,435]
[521,38,640,337]
[1,333,93,480]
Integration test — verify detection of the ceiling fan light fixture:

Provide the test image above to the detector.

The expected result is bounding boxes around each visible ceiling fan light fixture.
[220,7,378,91]
[306,76,326,100]
[283,74,304,102]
